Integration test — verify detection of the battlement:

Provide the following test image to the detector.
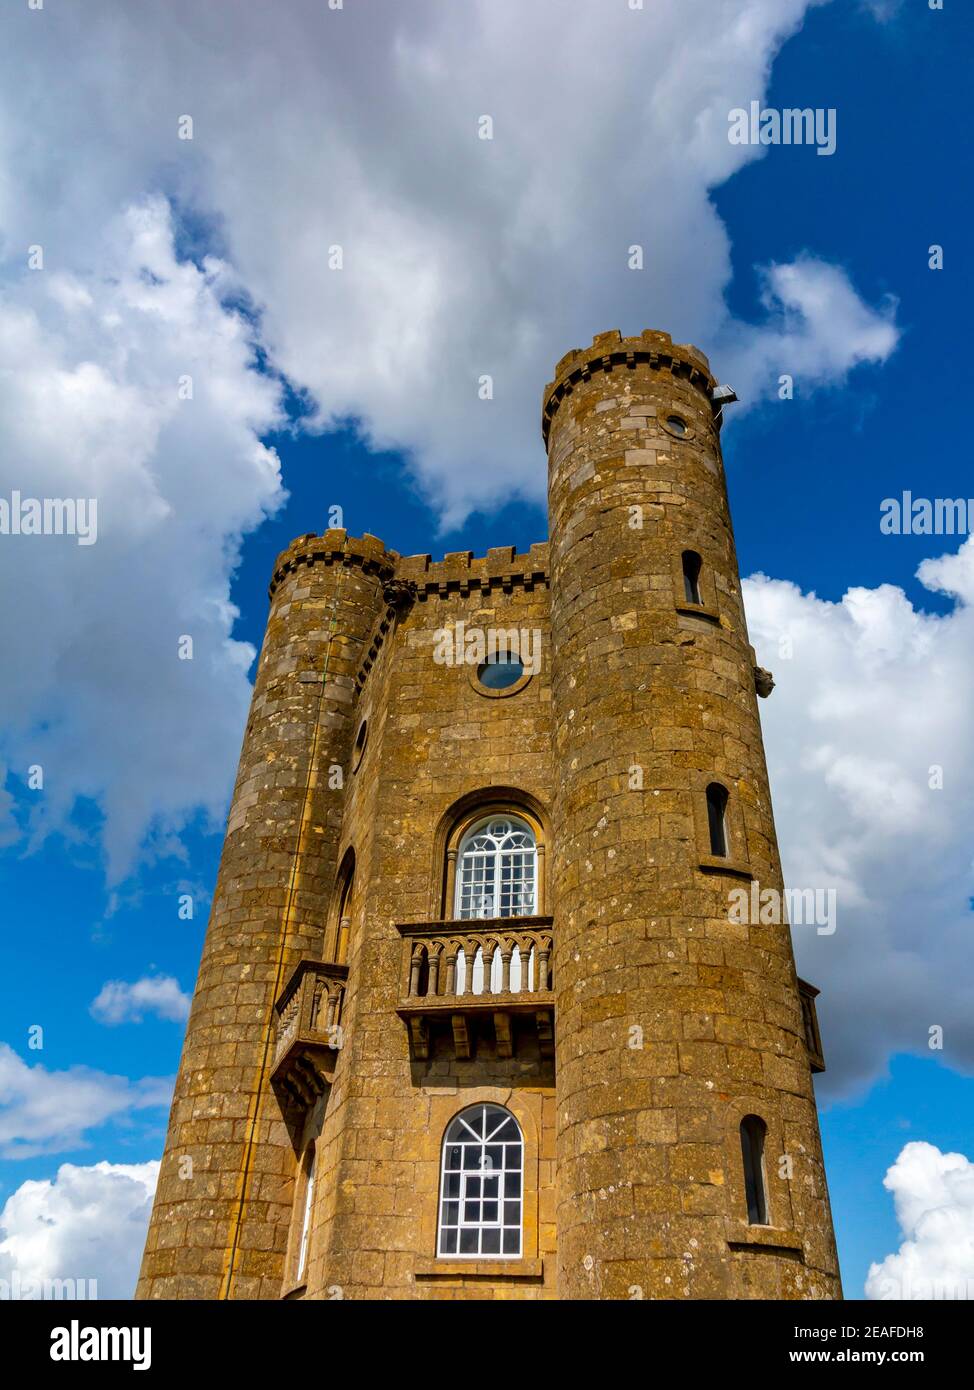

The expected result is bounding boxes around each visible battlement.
[396,542,548,599]
[271,533,550,602]
[269,529,399,597]
[350,543,549,693]
[541,328,716,446]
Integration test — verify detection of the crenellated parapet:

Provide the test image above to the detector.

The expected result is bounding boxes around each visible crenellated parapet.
[541,328,716,447]
[395,543,549,600]
[269,528,399,599]
[270,533,549,604]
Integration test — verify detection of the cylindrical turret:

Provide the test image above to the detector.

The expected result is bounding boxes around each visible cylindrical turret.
[137,530,395,1300]
[545,331,841,1299]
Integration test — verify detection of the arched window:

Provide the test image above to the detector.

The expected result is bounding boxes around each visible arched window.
[740,1115,768,1225]
[295,1145,316,1282]
[454,816,536,919]
[682,550,703,605]
[329,849,355,964]
[438,1103,523,1258]
[706,782,729,858]
[335,871,354,965]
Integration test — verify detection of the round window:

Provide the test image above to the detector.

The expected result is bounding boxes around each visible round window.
[477,656,524,690]
[666,414,688,437]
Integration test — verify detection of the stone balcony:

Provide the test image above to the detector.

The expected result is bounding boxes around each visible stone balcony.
[271,958,348,1106]
[395,915,555,1062]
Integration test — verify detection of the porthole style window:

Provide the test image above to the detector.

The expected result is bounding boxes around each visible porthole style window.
[438,1104,523,1258]
[454,816,537,919]
[665,413,689,437]
[468,651,533,698]
[477,655,524,690]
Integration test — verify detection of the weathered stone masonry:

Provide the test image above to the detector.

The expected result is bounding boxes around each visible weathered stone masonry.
[137,330,841,1301]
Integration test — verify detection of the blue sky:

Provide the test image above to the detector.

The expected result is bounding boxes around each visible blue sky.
[1,0,972,1299]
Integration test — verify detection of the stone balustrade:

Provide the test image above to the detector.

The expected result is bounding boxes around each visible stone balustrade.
[395,916,554,1061]
[271,959,349,1106]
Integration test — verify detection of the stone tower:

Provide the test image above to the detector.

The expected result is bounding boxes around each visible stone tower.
[137,330,841,1301]
[136,533,396,1298]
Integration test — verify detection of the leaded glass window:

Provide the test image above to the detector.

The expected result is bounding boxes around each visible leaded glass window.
[454,816,536,919]
[438,1104,523,1258]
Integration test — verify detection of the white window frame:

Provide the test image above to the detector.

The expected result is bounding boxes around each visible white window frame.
[437,1103,523,1259]
[454,815,537,920]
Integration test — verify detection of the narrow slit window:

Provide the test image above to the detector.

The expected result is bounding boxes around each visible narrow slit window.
[296,1146,316,1281]
[740,1115,769,1225]
[335,860,354,965]
[706,782,729,858]
[682,550,703,605]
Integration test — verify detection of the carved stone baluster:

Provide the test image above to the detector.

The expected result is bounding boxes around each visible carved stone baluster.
[500,946,513,994]
[409,947,424,998]
[308,975,323,1032]
[428,947,441,997]
[537,940,550,993]
[482,939,496,995]
[444,948,458,997]
[325,984,339,1030]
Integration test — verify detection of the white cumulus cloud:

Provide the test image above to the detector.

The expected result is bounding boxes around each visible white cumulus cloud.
[0,1159,159,1300]
[722,257,899,405]
[0,1043,171,1160]
[865,1142,974,1300]
[743,538,974,1093]
[0,1,901,878]
[90,975,191,1026]
[0,194,284,882]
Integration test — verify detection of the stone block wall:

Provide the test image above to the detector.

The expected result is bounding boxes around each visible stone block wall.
[301,553,558,1299]
[138,331,841,1302]
[137,531,395,1299]
[544,331,840,1299]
